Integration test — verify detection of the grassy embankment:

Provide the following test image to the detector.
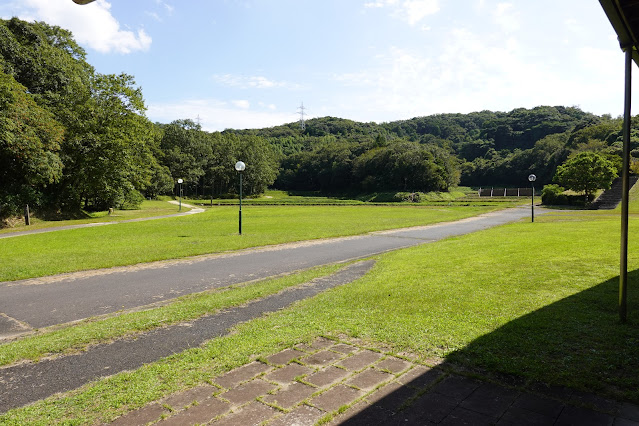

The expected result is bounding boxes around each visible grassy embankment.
[4,189,638,424]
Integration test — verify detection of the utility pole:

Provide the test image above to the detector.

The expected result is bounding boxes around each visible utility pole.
[297,102,306,131]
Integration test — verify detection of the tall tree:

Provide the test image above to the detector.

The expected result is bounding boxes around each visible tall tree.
[554,152,618,200]
[0,69,64,218]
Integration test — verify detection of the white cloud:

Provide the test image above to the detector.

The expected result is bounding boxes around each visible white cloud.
[145,11,162,23]
[364,0,440,26]
[232,100,250,109]
[0,0,151,54]
[148,99,296,131]
[493,3,520,33]
[212,74,301,90]
[400,0,440,26]
[330,26,625,122]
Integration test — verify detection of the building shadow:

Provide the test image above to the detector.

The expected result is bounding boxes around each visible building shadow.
[338,270,639,425]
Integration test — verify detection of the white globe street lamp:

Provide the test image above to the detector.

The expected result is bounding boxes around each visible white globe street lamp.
[528,174,536,223]
[177,178,183,212]
[235,162,246,234]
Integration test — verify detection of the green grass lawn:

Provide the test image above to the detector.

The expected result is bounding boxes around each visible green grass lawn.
[0,204,494,281]
[0,199,188,234]
[3,199,639,425]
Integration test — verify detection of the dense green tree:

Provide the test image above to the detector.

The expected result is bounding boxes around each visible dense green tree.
[0,70,64,218]
[158,119,211,190]
[234,134,279,196]
[554,152,617,200]
[56,73,158,210]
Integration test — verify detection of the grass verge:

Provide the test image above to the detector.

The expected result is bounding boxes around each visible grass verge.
[0,200,189,234]
[3,206,638,425]
[0,204,494,281]
[0,263,346,367]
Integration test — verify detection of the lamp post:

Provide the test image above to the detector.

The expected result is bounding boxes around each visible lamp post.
[177,178,183,212]
[528,174,536,223]
[235,161,246,235]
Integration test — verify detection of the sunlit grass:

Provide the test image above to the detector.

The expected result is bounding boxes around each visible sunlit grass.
[0,199,187,234]
[0,204,494,281]
[4,203,638,425]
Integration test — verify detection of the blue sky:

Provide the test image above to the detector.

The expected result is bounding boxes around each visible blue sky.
[0,0,635,131]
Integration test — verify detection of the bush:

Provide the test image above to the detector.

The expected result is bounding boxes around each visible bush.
[541,184,593,206]
[393,192,424,203]
[117,189,145,210]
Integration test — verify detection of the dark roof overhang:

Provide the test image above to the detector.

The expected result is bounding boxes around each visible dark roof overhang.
[600,0,639,65]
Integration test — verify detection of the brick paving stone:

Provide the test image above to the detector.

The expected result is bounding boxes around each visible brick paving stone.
[432,374,481,400]
[302,350,343,366]
[214,361,271,389]
[459,382,518,417]
[395,365,442,390]
[160,397,230,425]
[619,403,639,422]
[219,379,277,406]
[110,403,166,425]
[511,392,564,418]
[163,385,216,409]
[393,391,458,424]
[262,382,316,409]
[529,382,575,401]
[376,357,411,374]
[269,404,325,426]
[570,390,620,414]
[337,350,382,371]
[331,343,358,354]
[296,337,335,352]
[214,401,278,426]
[333,401,395,426]
[555,404,615,426]
[496,405,558,425]
[266,348,305,366]
[347,368,393,391]
[614,418,639,426]
[396,351,421,362]
[306,366,350,387]
[311,385,364,412]
[265,363,314,384]
[439,406,496,426]
[366,381,418,413]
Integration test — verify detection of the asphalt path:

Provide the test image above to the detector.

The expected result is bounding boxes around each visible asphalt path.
[0,260,376,413]
[0,206,542,335]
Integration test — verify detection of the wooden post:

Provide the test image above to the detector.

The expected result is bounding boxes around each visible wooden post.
[24,204,30,226]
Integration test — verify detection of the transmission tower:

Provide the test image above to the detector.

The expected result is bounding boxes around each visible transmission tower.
[297,102,306,131]
[195,115,202,126]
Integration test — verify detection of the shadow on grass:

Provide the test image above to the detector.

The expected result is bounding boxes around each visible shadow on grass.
[339,271,639,424]
[445,270,639,402]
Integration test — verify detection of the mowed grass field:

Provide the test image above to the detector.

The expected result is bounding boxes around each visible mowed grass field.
[2,194,639,424]
[0,204,494,281]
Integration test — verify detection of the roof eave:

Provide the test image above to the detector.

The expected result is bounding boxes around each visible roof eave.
[599,0,639,66]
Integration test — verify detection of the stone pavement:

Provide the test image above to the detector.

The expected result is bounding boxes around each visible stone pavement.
[108,337,639,425]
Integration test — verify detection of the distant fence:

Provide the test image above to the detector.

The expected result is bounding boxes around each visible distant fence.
[478,188,534,197]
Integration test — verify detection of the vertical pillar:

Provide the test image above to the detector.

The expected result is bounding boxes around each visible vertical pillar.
[620,47,632,323]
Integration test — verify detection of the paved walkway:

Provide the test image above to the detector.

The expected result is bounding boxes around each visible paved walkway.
[109,337,639,426]
[0,201,204,240]
[0,206,543,333]
[0,261,375,412]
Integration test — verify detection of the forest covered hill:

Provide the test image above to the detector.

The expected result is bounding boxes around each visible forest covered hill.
[1,17,636,220]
